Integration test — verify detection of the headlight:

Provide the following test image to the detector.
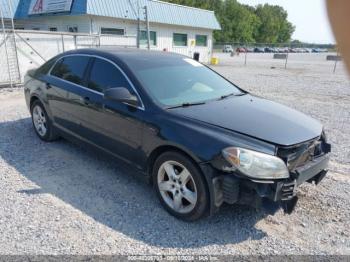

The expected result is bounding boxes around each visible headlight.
[222,147,289,179]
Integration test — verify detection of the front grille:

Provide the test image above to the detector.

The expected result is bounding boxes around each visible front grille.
[277,134,330,172]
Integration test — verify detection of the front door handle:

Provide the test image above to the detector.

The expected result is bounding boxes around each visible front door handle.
[46,83,52,89]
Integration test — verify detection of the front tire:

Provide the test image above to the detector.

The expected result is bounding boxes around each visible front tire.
[153,151,209,221]
[31,100,58,142]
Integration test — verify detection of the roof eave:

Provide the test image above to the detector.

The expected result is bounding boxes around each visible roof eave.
[86,13,220,31]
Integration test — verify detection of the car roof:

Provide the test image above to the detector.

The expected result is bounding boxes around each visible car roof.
[59,47,194,72]
[62,48,185,63]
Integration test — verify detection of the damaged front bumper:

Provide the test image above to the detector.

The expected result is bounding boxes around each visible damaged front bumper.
[207,153,330,215]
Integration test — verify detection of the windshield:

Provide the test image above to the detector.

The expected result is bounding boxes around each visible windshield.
[133,57,243,107]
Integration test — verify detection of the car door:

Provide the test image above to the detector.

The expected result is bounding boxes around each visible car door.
[79,57,145,167]
[47,55,91,135]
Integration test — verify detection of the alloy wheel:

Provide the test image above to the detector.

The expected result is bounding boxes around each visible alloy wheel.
[157,160,198,214]
[32,105,47,137]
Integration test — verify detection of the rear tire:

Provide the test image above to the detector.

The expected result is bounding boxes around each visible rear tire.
[31,100,59,142]
[153,151,209,221]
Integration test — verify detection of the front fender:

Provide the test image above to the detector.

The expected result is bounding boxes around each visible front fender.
[141,112,275,170]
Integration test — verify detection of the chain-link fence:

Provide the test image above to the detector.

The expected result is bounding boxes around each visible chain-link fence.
[212,42,342,73]
[214,42,336,52]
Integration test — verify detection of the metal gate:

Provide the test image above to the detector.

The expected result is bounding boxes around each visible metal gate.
[0,1,137,87]
[0,8,21,87]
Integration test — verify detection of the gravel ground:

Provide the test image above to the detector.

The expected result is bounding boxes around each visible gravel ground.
[0,53,349,255]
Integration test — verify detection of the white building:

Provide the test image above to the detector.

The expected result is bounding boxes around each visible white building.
[5,0,221,63]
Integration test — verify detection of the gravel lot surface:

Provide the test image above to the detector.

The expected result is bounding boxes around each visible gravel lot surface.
[0,53,349,255]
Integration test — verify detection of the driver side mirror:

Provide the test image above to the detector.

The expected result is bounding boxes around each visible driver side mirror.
[104,87,139,106]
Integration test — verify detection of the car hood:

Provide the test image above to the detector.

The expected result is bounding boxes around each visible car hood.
[170,94,323,146]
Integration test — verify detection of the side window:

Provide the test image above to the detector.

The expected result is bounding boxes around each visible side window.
[35,57,57,76]
[87,58,130,93]
[51,56,90,86]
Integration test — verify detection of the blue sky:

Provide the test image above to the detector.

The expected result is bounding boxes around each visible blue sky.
[237,0,335,44]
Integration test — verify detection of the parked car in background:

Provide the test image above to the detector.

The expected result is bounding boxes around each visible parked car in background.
[254,47,265,53]
[246,47,255,53]
[298,48,305,53]
[24,48,331,221]
[223,45,234,53]
[236,47,247,53]
[276,47,289,53]
[264,47,276,53]
[290,48,311,53]
[289,48,299,53]
[312,48,328,53]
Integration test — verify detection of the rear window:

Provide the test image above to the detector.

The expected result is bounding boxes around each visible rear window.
[35,58,57,76]
[51,56,90,86]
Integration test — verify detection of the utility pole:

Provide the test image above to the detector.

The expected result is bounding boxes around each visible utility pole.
[144,5,150,50]
[136,0,140,48]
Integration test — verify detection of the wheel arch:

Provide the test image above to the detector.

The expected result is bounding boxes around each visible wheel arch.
[29,93,54,120]
[29,95,40,109]
[147,144,203,182]
[147,144,201,173]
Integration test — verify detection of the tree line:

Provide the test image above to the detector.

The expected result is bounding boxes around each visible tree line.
[163,0,295,44]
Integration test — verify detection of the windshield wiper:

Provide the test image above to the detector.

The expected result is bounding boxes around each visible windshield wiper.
[167,101,206,109]
[218,92,246,100]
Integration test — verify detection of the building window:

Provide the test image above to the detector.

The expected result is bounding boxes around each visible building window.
[101,28,124,35]
[49,27,57,32]
[196,35,207,47]
[32,27,40,31]
[173,33,187,47]
[68,26,78,33]
[140,31,157,46]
